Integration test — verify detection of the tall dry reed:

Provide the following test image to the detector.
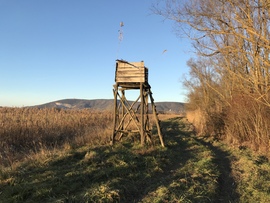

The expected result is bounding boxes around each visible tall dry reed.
[0,107,113,167]
[185,109,205,136]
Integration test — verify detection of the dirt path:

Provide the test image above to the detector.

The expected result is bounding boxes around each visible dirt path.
[158,117,240,202]
[194,137,240,202]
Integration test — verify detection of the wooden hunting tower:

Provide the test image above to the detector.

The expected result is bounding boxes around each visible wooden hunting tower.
[111,59,164,147]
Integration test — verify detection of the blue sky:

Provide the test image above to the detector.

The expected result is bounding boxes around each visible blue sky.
[0,0,192,107]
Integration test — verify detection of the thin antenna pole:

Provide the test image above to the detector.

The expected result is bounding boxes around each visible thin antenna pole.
[116,21,124,59]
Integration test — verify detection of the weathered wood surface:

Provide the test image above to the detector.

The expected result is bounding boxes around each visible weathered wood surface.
[115,61,148,83]
[117,61,144,68]
[112,60,164,147]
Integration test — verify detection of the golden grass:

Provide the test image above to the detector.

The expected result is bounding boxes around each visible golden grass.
[1,117,222,202]
[1,114,270,202]
[0,107,114,167]
[185,110,205,135]
[157,113,184,121]
[0,108,184,166]
[0,107,177,168]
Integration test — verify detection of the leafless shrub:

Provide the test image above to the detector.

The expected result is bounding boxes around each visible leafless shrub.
[154,0,270,156]
[225,95,270,153]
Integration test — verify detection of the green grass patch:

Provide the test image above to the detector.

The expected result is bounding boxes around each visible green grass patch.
[230,147,270,203]
[1,117,270,202]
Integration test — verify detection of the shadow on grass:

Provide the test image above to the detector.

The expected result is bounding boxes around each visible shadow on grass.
[0,117,239,202]
[193,137,240,203]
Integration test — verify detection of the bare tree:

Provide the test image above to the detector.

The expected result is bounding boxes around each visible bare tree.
[153,0,270,150]
[154,0,270,106]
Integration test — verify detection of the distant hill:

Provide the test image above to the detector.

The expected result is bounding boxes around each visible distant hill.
[33,99,185,113]
[33,99,115,111]
[154,102,185,114]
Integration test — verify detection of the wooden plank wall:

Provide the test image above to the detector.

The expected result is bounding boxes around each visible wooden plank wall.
[115,61,148,83]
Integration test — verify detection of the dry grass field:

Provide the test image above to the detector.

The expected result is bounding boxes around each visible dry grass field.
[0,108,269,202]
[0,107,178,168]
[0,107,113,167]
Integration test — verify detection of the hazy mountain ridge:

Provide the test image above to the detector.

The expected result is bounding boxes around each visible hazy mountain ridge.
[34,99,185,113]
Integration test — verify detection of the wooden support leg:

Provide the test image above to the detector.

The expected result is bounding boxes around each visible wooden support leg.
[111,84,118,145]
[149,89,165,147]
[119,89,125,139]
[144,88,152,144]
[140,82,145,145]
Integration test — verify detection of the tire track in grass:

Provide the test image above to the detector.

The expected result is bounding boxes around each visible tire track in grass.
[194,137,240,203]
